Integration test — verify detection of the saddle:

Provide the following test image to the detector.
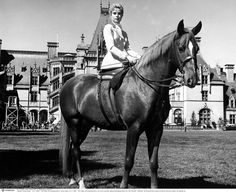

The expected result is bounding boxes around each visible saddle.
[98,67,129,129]
[99,67,129,92]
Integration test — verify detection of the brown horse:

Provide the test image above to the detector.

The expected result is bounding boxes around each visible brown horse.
[60,20,202,188]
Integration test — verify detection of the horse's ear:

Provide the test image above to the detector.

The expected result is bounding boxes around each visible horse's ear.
[192,21,202,36]
[177,19,185,36]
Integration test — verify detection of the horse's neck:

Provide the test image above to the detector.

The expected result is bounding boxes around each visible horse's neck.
[136,34,177,83]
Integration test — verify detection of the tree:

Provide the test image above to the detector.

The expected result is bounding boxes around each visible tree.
[190,111,197,126]
[218,117,226,130]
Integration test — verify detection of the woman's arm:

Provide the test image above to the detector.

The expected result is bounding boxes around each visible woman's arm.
[123,31,141,59]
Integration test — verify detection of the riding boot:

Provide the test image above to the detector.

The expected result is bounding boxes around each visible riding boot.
[109,88,128,130]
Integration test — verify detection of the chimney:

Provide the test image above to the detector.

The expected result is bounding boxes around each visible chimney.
[142,46,148,55]
[215,64,222,76]
[225,64,235,82]
[47,42,59,59]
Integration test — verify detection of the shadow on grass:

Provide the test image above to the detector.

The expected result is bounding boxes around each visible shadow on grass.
[0,149,116,180]
[89,175,236,188]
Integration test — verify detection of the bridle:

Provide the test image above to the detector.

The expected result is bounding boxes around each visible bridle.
[178,55,195,73]
[130,34,198,93]
[130,55,195,94]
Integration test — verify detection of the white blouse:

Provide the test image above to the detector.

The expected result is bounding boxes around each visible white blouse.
[101,23,140,70]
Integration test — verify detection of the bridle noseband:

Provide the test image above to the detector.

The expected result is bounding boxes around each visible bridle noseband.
[178,55,195,73]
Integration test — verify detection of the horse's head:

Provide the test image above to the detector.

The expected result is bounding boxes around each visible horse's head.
[174,20,202,88]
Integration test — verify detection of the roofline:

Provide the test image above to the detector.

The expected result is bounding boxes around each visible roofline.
[6,49,76,56]
[7,49,47,55]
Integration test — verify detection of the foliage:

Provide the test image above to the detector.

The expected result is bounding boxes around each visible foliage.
[218,117,226,130]
[190,111,197,126]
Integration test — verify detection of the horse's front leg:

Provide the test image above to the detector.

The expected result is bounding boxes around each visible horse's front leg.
[145,126,163,188]
[120,126,141,188]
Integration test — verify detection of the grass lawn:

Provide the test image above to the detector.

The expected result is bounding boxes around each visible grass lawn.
[0,130,235,188]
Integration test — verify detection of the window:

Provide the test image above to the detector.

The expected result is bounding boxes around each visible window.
[31,91,37,102]
[52,96,59,107]
[43,67,47,73]
[176,92,180,101]
[202,75,208,85]
[8,96,17,107]
[229,97,236,108]
[21,66,27,72]
[52,80,60,91]
[6,75,13,84]
[230,99,234,108]
[202,91,208,101]
[174,109,182,125]
[199,108,210,125]
[64,67,73,73]
[53,67,60,76]
[170,94,175,101]
[31,76,38,85]
[229,114,236,124]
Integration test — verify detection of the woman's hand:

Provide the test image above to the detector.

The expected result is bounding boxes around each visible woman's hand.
[126,55,139,64]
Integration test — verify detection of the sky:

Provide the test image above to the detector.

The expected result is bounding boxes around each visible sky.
[1,0,236,68]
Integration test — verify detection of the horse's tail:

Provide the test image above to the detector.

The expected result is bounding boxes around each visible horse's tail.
[59,114,71,175]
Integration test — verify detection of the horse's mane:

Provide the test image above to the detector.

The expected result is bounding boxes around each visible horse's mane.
[136,30,176,69]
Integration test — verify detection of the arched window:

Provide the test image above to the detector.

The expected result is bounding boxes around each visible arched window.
[30,109,38,124]
[174,109,183,125]
[229,96,235,108]
[8,96,17,107]
[39,110,48,124]
[199,108,211,125]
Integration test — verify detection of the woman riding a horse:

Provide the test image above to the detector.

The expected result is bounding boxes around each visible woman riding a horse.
[60,4,202,187]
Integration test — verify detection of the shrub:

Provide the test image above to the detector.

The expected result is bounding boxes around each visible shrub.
[190,111,197,126]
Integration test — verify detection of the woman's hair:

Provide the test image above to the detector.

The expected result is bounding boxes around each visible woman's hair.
[109,3,124,15]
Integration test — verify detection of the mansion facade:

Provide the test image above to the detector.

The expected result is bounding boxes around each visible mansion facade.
[168,61,236,127]
[0,3,235,129]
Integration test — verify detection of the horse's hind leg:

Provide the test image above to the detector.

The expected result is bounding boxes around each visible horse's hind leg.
[145,126,163,188]
[68,117,92,188]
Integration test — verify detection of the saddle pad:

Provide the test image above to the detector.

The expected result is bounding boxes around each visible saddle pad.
[99,74,113,80]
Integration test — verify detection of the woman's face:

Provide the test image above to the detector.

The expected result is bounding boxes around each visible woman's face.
[111,8,123,24]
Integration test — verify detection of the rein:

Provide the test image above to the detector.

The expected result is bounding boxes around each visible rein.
[127,33,195,93]
[131,66,183,93]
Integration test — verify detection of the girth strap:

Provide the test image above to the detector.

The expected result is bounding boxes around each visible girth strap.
[97,78,127,130]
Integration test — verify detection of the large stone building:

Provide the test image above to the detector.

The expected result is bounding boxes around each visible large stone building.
[0,45,76,129]
[0,3,235,130]
[167,40,236,128]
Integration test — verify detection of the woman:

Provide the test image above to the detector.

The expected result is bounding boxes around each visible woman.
[101,3,141,71]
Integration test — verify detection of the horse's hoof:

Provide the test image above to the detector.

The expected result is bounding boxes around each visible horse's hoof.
[69,178,77,186]
[78,178,86,189]
[120,181,128,188]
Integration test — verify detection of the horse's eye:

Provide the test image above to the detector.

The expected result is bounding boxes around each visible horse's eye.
[178,46,185,52]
